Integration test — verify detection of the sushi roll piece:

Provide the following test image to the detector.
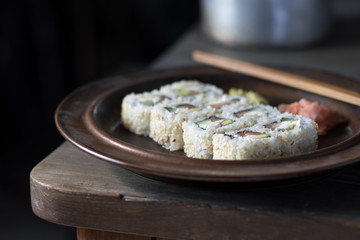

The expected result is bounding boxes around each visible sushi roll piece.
[230,104,280,122]
[212,125,282,160]
[121,90,171,136]
[263,113,318,156]
[149,99,215,151]
[204,94,252,112]
[159,80,224,102]
[182,113,250,159]
[182,103,280,159]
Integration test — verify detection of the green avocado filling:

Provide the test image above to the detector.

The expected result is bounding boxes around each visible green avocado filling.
[280,117,295,122]
[175,88,198,96]
[188,107,201,112]
[229,88,269,105]
[175,88,189,96]
[277,118,296,131]
[196,118,234,130]
[164,106,175,112]
[196,119,212,130]
[235,130,270,138]
[254,133,270,138]
[220,119,235,126]
[277,124,296,131]
[140,100,154,106]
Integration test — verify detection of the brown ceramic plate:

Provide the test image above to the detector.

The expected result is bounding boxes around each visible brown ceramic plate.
[55,66,360,182]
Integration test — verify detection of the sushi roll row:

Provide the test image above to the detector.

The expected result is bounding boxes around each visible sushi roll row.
[121,80,318,160]
[121,80,227,135]
[212,112,318,160]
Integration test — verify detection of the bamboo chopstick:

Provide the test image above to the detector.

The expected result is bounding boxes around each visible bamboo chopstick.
[193,50,360,106]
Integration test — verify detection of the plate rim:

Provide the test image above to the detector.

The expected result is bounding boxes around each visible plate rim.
[55,66,360,182]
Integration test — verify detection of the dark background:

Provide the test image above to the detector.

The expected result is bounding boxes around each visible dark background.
[1,1,198,239]
[2,0,360,239]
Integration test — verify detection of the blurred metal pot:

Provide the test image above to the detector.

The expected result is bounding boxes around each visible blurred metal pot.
[201,0,331,47]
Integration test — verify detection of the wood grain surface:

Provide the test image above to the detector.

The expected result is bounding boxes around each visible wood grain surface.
[77,228,153,240]
[77,228,172,240]
[31,142,360,240]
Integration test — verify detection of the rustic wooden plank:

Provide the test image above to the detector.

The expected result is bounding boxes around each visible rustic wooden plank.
[30,142,360,239]
[77,228,153,240]
[32,178,360,240]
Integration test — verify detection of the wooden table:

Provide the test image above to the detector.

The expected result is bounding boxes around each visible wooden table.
[31,26,360,240]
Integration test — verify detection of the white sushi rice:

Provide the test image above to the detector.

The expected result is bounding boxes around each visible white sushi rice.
[149,98,216,151]
[121,90,171,136]
[182,104,283,159]
[262,113,318,156]
[159,80,224,102]
[212,125,282,160]
[182,113,254,159]
[121,80,319,159]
